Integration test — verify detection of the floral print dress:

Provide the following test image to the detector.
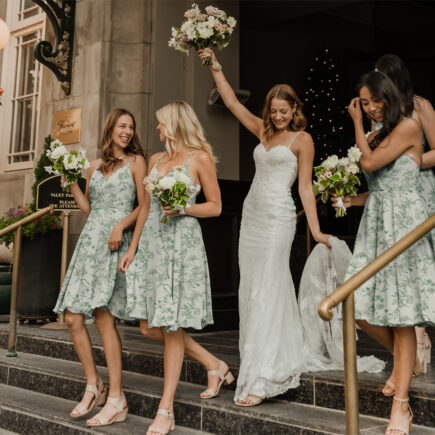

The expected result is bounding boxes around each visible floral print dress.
[345,154,435,327]
[125,152,213,332]
[54,158,136,320]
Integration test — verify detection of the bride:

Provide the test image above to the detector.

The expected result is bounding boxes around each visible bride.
[199,48,331,406]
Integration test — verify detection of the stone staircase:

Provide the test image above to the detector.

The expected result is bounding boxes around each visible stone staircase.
[0,323,434,434]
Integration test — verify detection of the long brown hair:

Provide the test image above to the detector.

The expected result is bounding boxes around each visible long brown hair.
[156,100,218,164]
[99,108,145,172]
[262,84,306,143]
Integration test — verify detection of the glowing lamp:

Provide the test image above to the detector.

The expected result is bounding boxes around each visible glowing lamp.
[0,19,10,50]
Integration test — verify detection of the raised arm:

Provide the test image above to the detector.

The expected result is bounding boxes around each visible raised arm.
[415,97,435,169]
[295,133,331,248]
[66,159,99,218]
[348,98,422,172]
[198,48,263,139]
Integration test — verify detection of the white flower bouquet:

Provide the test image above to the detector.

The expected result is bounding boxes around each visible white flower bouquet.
[144,167,200,224]
[313,146,362,217]
[44,139,90,192]
[169,3,237,66]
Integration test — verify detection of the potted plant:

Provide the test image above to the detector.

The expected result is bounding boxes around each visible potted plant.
[0,135,63,321]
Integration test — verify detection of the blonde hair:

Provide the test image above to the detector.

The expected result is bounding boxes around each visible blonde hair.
[99,108,145,173]
[262,84,306,143]
[156,100,218,164]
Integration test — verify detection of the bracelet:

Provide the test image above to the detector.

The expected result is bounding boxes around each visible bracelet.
[179,203,191,215]
[210,61,222,72]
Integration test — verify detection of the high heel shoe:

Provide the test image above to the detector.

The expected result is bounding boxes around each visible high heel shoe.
[70,376,107,418]
[235,395,263,407]
[200,360,235,399]
[385,396,413,435]
[147,409,175,434]
[382,379,395,397]
[86,394,128,426]
[415,331,431,375]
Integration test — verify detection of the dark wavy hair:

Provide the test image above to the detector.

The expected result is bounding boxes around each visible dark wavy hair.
[375,54,414,117]
[357,71,402,149]
[99,108,145,172]
[262,84,306,143]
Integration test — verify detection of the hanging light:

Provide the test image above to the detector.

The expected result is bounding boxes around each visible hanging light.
[0,19,10,50]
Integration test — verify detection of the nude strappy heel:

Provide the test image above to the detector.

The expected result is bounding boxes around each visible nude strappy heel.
[200,360,235,399]
[86,394,128,426]
[385,396,413,435]
[383,379,396,397]
[70,376,107,418]
[147,409,175,434]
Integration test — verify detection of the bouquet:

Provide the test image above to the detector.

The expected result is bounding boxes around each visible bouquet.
[313,146,363,217]
[169,3,237,66]
[44,139,89,192]
[144,168,200,224]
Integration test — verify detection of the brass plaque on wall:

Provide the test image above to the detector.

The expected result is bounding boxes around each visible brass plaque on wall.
[36,175,86,211]
[52,108,81,144]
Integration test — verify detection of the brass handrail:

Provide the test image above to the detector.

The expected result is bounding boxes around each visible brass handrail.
[1,205,54,357]
[317,213,435,434]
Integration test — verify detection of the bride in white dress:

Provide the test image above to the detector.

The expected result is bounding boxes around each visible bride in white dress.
[199,49,331,406]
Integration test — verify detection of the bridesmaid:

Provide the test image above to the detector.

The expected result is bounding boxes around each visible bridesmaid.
[346,71,435,435]
[375,54,434,379]
[54,108,147,426]
[119,101,232,435]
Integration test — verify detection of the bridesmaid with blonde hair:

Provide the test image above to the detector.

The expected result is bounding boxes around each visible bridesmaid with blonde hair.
[120,100,233,435]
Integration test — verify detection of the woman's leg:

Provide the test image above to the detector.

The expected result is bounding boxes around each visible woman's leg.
[356,319,396,395]
[386,327,416,435]
[87,308,125,425]
[140,320,225,392]
[65,310,103,413]
[147,328,185,435]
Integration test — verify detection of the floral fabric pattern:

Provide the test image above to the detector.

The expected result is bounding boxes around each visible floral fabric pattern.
[346,155,435,327]
[125,159,213,332]
[54,161,136,320]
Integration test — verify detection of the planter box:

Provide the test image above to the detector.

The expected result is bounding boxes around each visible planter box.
[17,230,62,320]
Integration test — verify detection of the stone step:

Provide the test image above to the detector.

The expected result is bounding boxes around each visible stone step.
[1,350,434,434]
[0,383,209,435]
[1,324,433,427]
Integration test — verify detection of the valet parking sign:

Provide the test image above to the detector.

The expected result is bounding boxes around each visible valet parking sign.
[37,108,85,211]
[36,176,86,211]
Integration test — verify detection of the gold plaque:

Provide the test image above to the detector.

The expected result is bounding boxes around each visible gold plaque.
[52,108,81,144]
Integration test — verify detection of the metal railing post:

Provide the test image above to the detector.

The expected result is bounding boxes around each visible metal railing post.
[342,293,359,434]
[7,225,23,357]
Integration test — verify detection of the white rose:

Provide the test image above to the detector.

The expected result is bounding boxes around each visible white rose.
[197,22,214,39]
[50,145,68,160]
[205,6,226,19]
[50,139,63,148]
[348,146,362,163]
[318,183,326,192]
[175,170,191,185]
[227,16,237,28]
[64,154,79,170]
[338,157,349,167]
[158,176,177,190]
[185,25,197,41]
[346,163,359,174]
[145,183,154,193]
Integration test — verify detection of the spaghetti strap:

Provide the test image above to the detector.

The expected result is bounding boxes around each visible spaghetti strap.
[288,131,302,149]
[185,150,196,165]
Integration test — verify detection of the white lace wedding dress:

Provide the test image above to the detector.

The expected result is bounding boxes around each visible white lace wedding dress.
[235,135,305,402]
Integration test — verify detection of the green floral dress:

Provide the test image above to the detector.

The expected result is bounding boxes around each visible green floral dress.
[346,154,435,327]
[125,153,213,332]
[54,159,136,320]
[419,131,435,216]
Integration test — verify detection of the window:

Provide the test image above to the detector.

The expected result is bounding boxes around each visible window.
[0,0,45,171]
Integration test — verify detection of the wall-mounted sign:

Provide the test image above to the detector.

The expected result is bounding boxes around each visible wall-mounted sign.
[36,175,86,211]
[52,108,81,144]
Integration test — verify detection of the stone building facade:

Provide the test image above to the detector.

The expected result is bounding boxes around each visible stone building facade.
[0,0,240,247]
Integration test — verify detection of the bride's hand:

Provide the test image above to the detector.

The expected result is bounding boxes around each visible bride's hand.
[331,194,352,209]
[313,232,332,249]
[198,48,218,65]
